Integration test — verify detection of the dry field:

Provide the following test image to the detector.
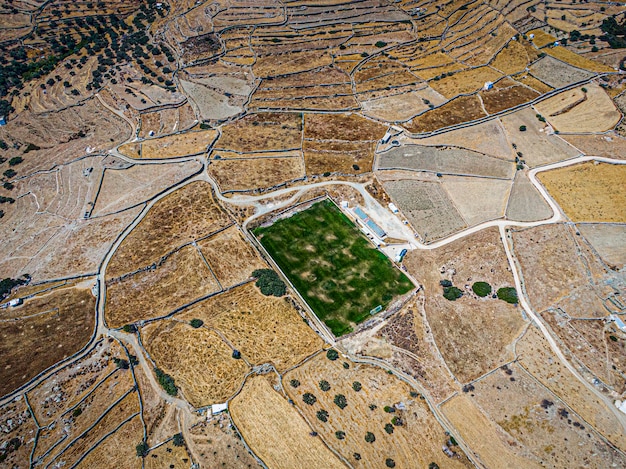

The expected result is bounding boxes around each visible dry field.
[0,284,96,397]
[382,179,467,242]
[304,146,375,176]
[284,353,470,469]
[180,80,244,121]
[178,284,324,372]
[360,87,447,122]
[517,326,626,451]
[480,85,540,114]
[441,176,512,226]
[230,374,346,469]
[528,29,558,48]
[377,145,513,178]
[106,181,232,279]
[538,162,626,222]
[304,113,386,141]
[144,438,193,469]
[0,396,38,467]
[138,129,218,159]
[546,46,614,73]
[534,84,620,133]
[142,320,249,407]
[529,55,595,89]
[512,72,554,94]
[138,103,197,139]
[562,133,626,160]
[403,95,487,134]
[198,226,267,288]
[132,363,167,446]
[216,112,302,152]
[429,66,502,99]
[491,39,537,74]
[118,142,141,158]
[208,156,305,192]
[187,414,261,469]
[442,394,543,469]
[403,227,526,383]
[500,107,580,167]
[252,50,334,78]
[105,245,221,328]
[506,171,553,222]
[577,223,626,269]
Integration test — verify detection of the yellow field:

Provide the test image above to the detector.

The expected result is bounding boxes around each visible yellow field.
[216,112,302,152]
[491,40,532,75]
[546,46,614,73]
[429,66,503,99]
[208,156,305,192]
[230,375,346,469]
[538,162,626,222]
[528,29,557,48]
[141,129,218,159]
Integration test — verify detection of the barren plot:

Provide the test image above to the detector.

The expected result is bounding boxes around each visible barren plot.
[209,156,305,192]
[529,55,595,89]
[0,285,95,397]
[377,145,513,178]
[180,80,243,121]
[0,396,37,467]
[538,162,626,222]
[562,133,626,160]
[403,227,526,382]
[139,129,218,159]
[547,46,614,73]
[106,181,231,279]
[230,375,346,469]
[382,179,466,242]
[442,176,511,226]
[512,72,554,94]
[304,113,386,141]
[528,29,558,48]
[188,414,262,469]
[480,85,540,114]
[403,95,487,134]
[304,144,376,175]
[429,66,502,99]
[577,223,626,269]
[93,160,202,216]
[534,84,620,133]
[491,39,535,74]
[500,107,580,167]
[442,394,543,469]
[105,245,221,328]
[198,226,266,289]
[517,326,626,451]
[253,50,333,78]
[506,171,553,222]
[143,321,249,407]
[216,112,302,152]
[285,353,469,469]
[178,284,324,371]
[145,439,193,469]
[361,88,447,122]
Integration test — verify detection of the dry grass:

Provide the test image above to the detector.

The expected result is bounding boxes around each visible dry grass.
[304,113,386,141]
[0,396,38,467]
[253,51,333,78]
[139,129,218,159]
[429,66,502,99]
[0,285,96,397]
[304,142,376,176]
[208,157,305,192]
[491,39,536,74]
[284,353,470,469]
[528,29,557,48]
[118,142,141,158]
[442,176,512,226]
[546,46,614,73]
[512,73,554,94]
[561,133,626,160]
[145,439,193,469]
[106,181,232,278]
[216,112,302,152]
[403,95,487,133]
[142,320,249,407]
[230,375,346,469]
[538,162,626,222]
[178,283,324,372]
[480,85,540,114]
[105,245,221,328]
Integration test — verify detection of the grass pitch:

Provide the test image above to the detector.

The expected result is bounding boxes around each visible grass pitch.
[254,200,413,336]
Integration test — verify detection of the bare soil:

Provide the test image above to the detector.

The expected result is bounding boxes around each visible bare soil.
[403,95,487,134]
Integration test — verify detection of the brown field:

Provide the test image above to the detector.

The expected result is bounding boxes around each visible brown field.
[198,226,267,288]
[403,95,487,134]
[512,73,554,94]
[429,66,503,99]
[506,171,554,222]
[216,112,302,152]
[491,39,536,74]
[285,352,470,469]
[304,145,375,176]
[253,50,334,78]
[106,181,232,279]
[0,396,38,467]
[105,245,221,328]
[118,142,141,158]
[139,129,218,159]
[403,227,526,383]
[562,133,626,160]
[145,438,193,469]
[0,285,96,397]
[188,413,262,469]
[251,95,360,112]
[360,87,447,122]
[480,85,540,114]
[230,375,346,469]
[442,394,543,469]
[178,283,323,372]
[547,46,614,73]
[534,84,620,133]
[538,162,626,222]
[528,29,557,48]
[577,223,626,269]
[132,364,167,446]
[208,156,305,192]
[517,326,626,451]
[442,176,511,226]
[142,320,249,407]
[304,113,386,141]
[529,55,595,89]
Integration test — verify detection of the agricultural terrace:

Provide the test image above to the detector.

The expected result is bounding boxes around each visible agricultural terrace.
[254,200,413,336]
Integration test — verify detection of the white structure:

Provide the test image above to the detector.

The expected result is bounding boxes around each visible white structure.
[7,298,22,307]
[615,400,626,415]
[483,81,494,91]
[610,315,626,332]
[211,403,228,415]
[554,41,560,47]
[529,33,535,40]
[381,130,392,144]
[388,202,399,214]
[340,200,349,208]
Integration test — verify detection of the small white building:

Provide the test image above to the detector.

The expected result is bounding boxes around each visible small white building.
[8,298,22,307]
[388,202,399,214]
[381,130,392,144]
[529,33,535,40]
[211,403,228,415]
[610,315,626,332]
[483,81,494,91]
[340,201,349,208]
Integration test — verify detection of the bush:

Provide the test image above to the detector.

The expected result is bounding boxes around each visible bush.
[609,335,618,342]
[496,287,518,304]
[443,286,463,301]
[232,349,241,359]
[113,357,129,369]
[472,281,492,297]
[335,431,346,439]
[154,368,178,396]
[199,122,211,130]
[303,393,317,405]
[72,407,82,418]
[383,405,395,413]
[391,416,403,426]
[8,157,23,166]
[290,379,300,388]
[172,433,185,447]
[23,143,41,153]
[384,423,394,434]
[122,324,137,333]
[3,169,16,179]
[189,318,204,328]
[364,432,376,443]
[342,361,350,369]
[352,381,362,392]
[581,87,588,93]
[319,380,331,392]
[334,394,347,409]
[0,277,28,300]
[375,41,387,47]
[439,279,452,287]
[519,125,527,131]
[136,442,149,457]
[354,453,361,460]
[251,269,286,297]
[428,463,440,469]
[317,409,329,422]
[3,182,14,191]
[326,349,339,361]
[386,459,396,468]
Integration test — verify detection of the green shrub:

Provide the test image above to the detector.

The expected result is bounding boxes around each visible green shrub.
[251,269,286,297]
[0,277,28,300]
[364,432,376,443]
[472,281,492,297]
[290,379,300,388]
[334,394,347,409]
[443,286,463,301]
[342,361,350,369]
[3,169,16,179]
[609,335,618,342]
[317,409,329,422]
[136,442,149,457]
[199,122,211,130]
[581,87,588,93]
[429,463,440,469]
[172,433,185,447]
[439,279,452,287]
[326,349,339,361]
[386,459,396,468]
[23,143,41,153]
[384,423,394,434]
[354,453,361,460]
[335,430,346,439]
[189,318,204,328]
[319,380,331,392]
[154,368,178,396]
[3,182,14,190]
[113,357,129,369]
[352,381,362,392]
[72,407,82,418]
[383,405,395,413]
[303,393,317,405]
[497,287,518,304]
[122,324,137,333]
[519,125,527,131]
[375,41,387,47]
[8,157,23,166]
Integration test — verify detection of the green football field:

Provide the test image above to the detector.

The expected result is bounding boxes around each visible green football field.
[253,199,414,336]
